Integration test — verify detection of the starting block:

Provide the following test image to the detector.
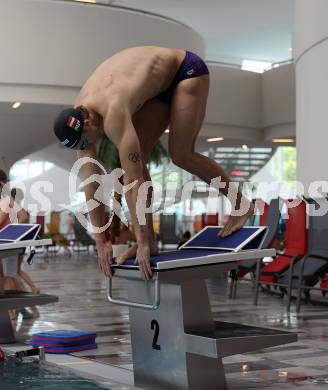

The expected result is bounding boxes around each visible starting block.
[107,227,297,389]
[0,224,58,343]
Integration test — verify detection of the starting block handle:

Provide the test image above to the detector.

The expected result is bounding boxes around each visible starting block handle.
[107,277,160,310]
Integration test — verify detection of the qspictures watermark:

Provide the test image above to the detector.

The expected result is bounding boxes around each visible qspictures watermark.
[1,157,327,234]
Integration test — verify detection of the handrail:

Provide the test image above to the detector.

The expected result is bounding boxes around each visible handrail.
[107,276,160,310]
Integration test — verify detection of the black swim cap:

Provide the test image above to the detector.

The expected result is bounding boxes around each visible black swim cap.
[53,108,85,149]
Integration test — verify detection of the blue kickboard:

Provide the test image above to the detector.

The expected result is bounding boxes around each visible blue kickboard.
[31,330,96,344]
[30,343,98,354]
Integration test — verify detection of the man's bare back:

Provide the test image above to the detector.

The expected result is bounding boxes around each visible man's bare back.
[75,46,185,117]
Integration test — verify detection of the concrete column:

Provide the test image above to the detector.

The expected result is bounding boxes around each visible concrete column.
[294,0,328,191]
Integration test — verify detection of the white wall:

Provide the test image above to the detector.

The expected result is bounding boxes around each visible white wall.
[0,0,204,95]
[294,0,328,189]
[294,0,328,60]
[0,0,204,167]
[205,63,295,142]
[261,64,295,130]
[206,66,261,128]
[0,0,297,170]
[16,164,82,216]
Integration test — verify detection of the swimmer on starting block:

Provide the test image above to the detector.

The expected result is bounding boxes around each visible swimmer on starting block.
[53,46,254,279]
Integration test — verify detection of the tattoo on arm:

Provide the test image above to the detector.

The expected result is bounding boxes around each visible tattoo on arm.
[128,152,141,163]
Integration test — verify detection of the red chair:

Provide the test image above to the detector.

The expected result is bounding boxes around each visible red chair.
[259,200,307,284]
[201,213,219,227]
[193,215,203,233]
[237,199,270,279]
[320,275,328,296]
[259,201,269,226]
[36,213,45,237]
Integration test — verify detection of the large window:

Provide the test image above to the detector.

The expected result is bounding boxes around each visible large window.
[252,147,297,185]
[10,159,54,181]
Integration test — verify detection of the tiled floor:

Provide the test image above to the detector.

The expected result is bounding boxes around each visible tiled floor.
[9,252,328,389]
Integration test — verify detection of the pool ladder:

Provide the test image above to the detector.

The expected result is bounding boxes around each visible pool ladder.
[15,346,45,362]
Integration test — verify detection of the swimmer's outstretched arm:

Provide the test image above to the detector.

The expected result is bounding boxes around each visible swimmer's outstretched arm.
[77,145,113,277]
[104,111,152,281]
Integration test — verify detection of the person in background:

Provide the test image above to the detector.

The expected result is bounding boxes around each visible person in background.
[177,230,191,249]
[1,188,30,293]
[0,170,9,294]
[11,188,40,294]
[0,170,17,292]
[0,177,39,319]
[0,173,25,319]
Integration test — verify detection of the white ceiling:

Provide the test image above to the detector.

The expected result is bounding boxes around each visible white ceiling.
[100,0,294,65]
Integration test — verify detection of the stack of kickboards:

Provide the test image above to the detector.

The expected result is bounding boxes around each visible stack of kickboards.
[30,330,97,353]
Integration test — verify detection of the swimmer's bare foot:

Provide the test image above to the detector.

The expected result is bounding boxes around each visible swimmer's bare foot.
[220,202,255,237]
[116,241,159,265]
[116,243,138,265]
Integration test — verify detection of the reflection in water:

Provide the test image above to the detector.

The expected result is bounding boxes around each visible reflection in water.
[0,356,108,390]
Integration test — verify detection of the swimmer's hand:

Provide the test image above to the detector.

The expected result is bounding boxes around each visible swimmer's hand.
[96,240,113,277]
[135,243,152,280]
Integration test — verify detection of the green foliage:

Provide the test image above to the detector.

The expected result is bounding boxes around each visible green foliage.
[149,141,169,166]
[41,232,53,239]
[266,146,297,189]
[282,147,297,182]
[98,136,121,169]
[98,135,169,170]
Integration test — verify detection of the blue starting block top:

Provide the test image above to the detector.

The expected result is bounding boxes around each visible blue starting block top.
[0,223,41,243]
[115,249,226,267]
[180,226,267,251]
[0,224,52,252]
[113,226,273,271]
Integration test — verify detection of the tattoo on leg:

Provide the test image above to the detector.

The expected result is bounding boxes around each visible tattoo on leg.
[128,152,141,163]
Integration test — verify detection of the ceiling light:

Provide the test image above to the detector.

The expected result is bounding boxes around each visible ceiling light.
[231,170,249,177]
[242,364,249,372]
[165,129,170,133]
[207,137,224,142]
[242,60,272,74]
[272,138,294,143]
[273,64,280,69]
[242,144,248,150]
[74,0,97,3]
[288,48,293,52]
[12,102,21,109]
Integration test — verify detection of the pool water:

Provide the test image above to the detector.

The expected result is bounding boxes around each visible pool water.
[0,356,108,390]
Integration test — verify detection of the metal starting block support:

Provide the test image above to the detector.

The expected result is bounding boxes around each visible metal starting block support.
[108,248,297,390]
[0,237,58,343]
